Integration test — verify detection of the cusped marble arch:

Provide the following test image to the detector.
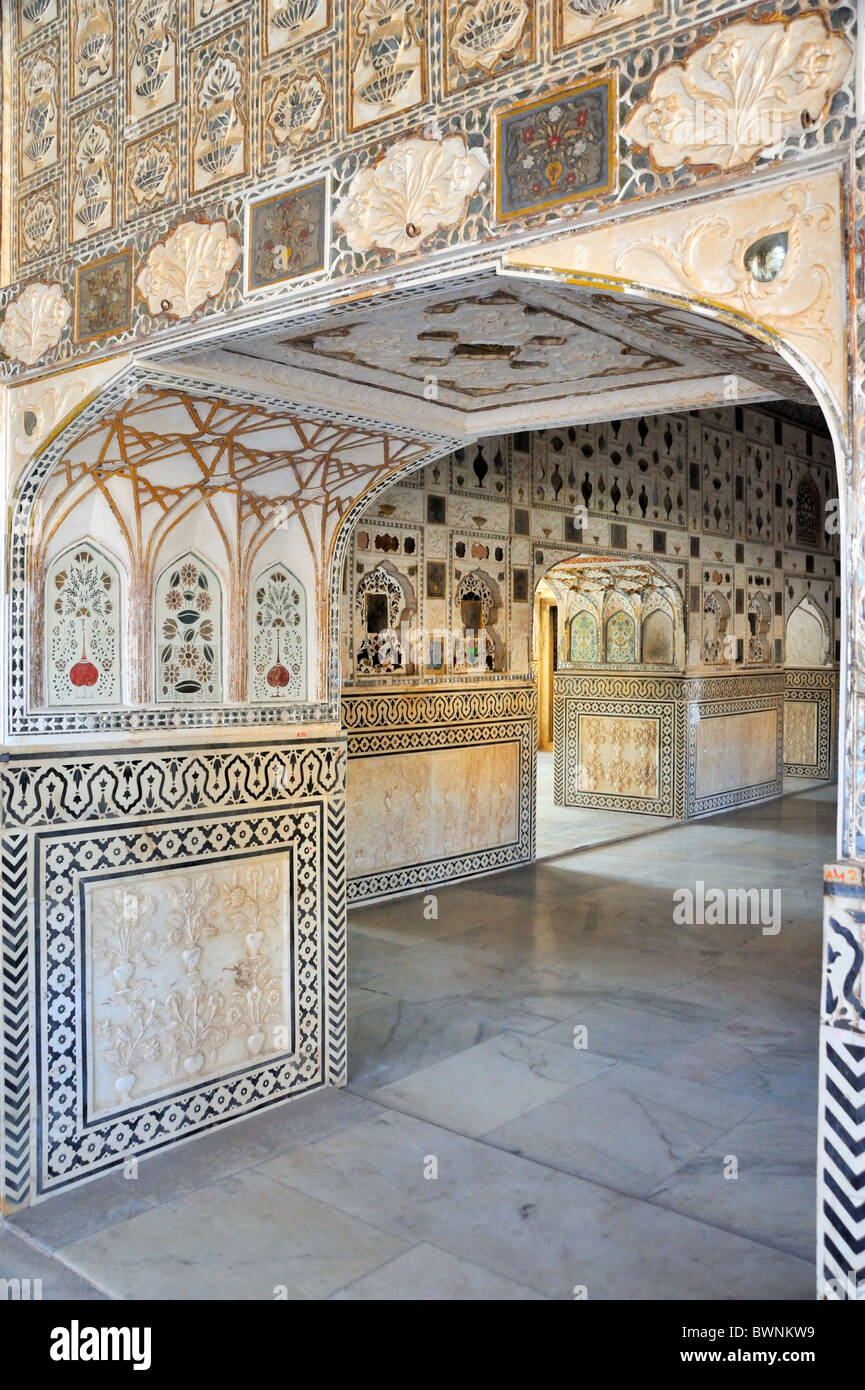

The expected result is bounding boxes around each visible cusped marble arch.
[622,13,853,173]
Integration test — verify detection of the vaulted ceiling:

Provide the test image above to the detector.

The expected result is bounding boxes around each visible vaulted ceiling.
[190,267,812,440]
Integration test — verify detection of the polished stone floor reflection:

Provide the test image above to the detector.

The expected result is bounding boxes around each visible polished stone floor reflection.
[2,784,833,1300]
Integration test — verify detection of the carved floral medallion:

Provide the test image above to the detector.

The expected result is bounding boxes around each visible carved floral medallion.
[136,218,241,319]
[335,134,489,255]
[622,14,853,172]
[0,281,71,365]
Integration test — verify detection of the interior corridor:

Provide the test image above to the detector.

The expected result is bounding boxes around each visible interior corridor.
[2,784,832,1301]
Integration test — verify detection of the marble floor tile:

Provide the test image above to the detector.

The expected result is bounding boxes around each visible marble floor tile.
[331,1242,547,1300]
[484,1060,761,1197]
[539,994,726,1066]
[58,1168,409,1301]
[346,994,550,1096]
[0,1224,108,1300]
[648,1104,817,1260]
[258,1109,812,1300]
[360,944,512,1004]
[11,1088,378,1241]
[371,1031,614,1137]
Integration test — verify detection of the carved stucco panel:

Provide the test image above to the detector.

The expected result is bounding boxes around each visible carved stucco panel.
[7,357,131,490]
[335,134,490,255]
[506,170,846,419]
[86,856,292,1119]
[0,282,72,367]
[622,13,853,172]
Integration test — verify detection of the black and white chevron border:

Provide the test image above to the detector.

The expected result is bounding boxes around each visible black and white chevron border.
[819,1029,865,1299]
[326,798,347,1086]
[1,835,30,1209]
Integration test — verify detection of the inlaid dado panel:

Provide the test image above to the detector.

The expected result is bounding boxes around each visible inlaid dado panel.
[554,670,786,820]
[342,680,535,901]
[784,667,837,779]
[684,673,784,817]
[553,671,682,817]
[693,708,779,802]
[0,733,347,1208]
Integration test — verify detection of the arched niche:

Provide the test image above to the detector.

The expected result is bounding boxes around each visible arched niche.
[703,590,732,665]
[249,564,307,701]
[569,609,599,663]
[795,472,821,548]
[604,607,637,664]
[153,552,224,703]
[453,568,502,672]
[787,594,831,667]
[44,542,124,707]
[642,607,674,664]
[747,592,773,664]
[355,560,416,675]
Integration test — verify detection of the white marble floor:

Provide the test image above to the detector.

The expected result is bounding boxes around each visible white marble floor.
[535,750,829,859]
[2,784,835,1300]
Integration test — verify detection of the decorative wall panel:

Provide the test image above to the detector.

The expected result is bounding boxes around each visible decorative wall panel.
[693,707,779,801]
[784,667,836,779]
[1,0,854,375]
[154,553,223,703]
[554,672,680,816]
[494,75,616,221]
[342,681,535,901]
[45,543,122,706]
[554,670,785,819]
[249,565,307,701]
[0,734,346,1208]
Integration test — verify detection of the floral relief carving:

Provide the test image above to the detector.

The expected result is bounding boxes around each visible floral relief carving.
[350,0,425,131]
[450,0,531,74]
[613,183,839,381]
[9,358,124,484]
[71,118,114,241]
[71,0,115,99]
[266,0,330,55]
[21,51,59,177]
[0,281,71,365]
[87,857,290,1117]
[127,131,178,214]
[507,171,846,413]
[559,0,655,49]
[622,14,853,172]
[136,219,241,319]
[129,0,177,119]
[267,71,329,150]
[20,0,59,40]
[20,189,60,263]
[193,51,246,190]
[335,134,489,255]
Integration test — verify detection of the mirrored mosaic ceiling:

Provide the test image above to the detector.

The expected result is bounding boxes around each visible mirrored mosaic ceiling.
[1,0,855,377]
